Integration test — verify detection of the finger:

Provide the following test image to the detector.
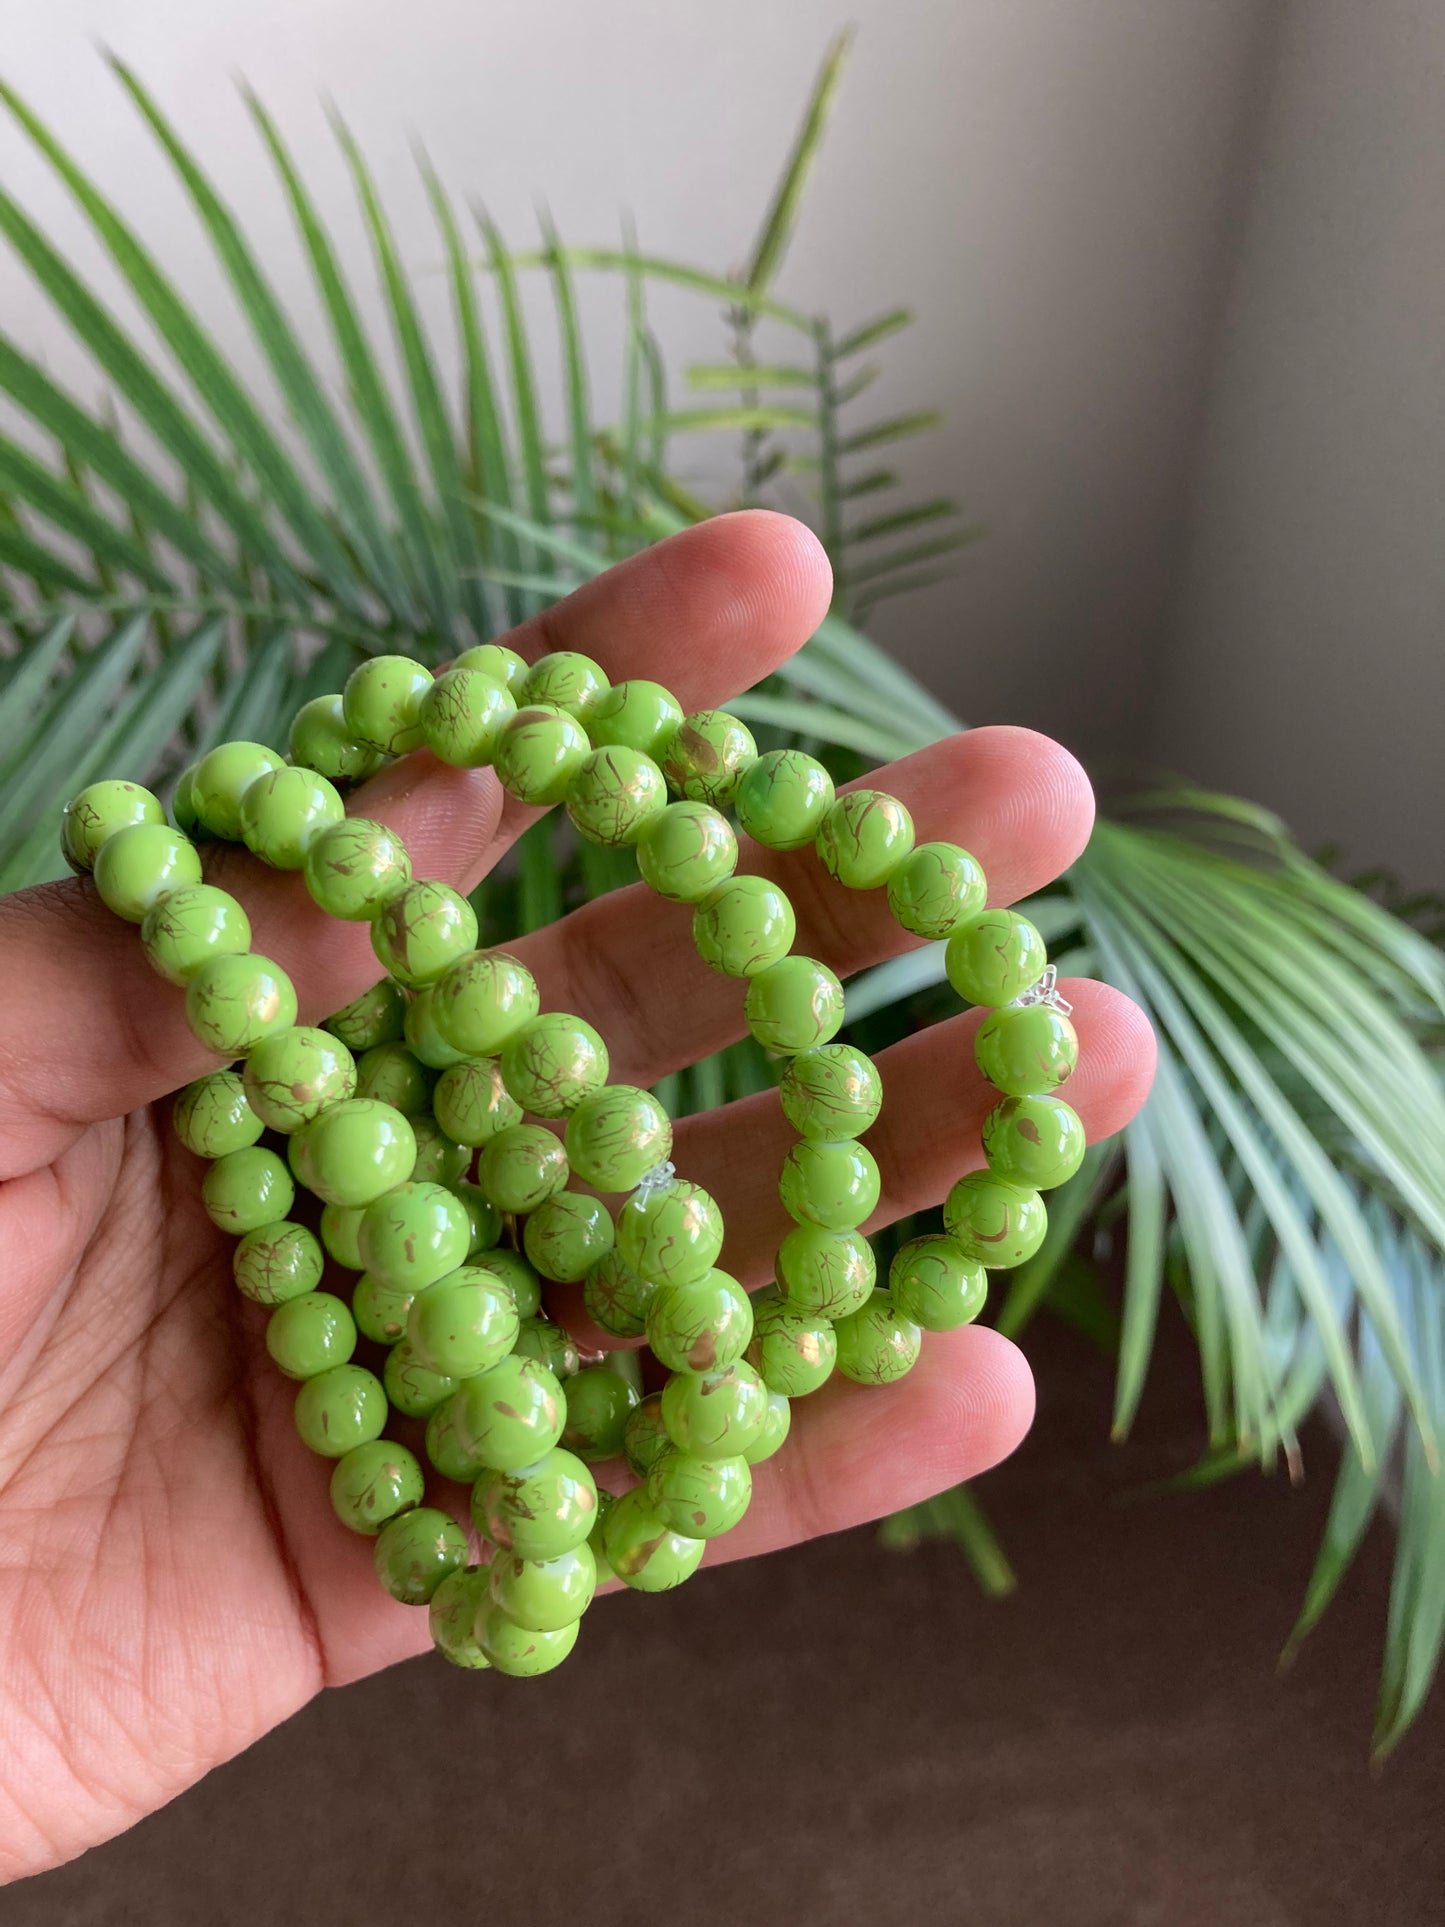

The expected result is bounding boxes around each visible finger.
[0,512,833,1172]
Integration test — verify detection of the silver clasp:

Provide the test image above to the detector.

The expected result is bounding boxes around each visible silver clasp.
[1012,964,1073,1017]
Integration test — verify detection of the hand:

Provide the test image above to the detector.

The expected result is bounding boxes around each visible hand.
[0,512,1154,1878]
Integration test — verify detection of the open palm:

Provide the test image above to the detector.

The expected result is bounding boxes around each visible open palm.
[0,515,1154,1879]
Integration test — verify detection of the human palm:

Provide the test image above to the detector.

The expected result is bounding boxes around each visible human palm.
[0,515,1153,1879]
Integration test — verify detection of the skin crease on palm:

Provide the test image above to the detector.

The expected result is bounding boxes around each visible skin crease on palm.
[0,512,1156,1880]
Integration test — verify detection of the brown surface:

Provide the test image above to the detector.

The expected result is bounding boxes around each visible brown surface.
[8,1317,1443,1927]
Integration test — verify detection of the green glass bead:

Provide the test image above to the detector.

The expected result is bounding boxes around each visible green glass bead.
[560,1365,639,1461]
[201,1145,295,1235]
[242,1025,357,1133]
[744,956,846,1055]
[418,666,516,766]
[140,884,250,986]
[61,779,163,873]
[742,1389,792,1465]
[93,822,203,922]
[429,1565,492,1668]
[692,875,796,977]
[975,1004,1079,1098]
[982,1094,1086,1190]
[451,1179,503,1256]
[353,1271,421,1345]
[524,1190,615,1283]
[170,765,202,839]
[745,1299,837,1397]
[384,1339,460,1419]
[474,1600,580,1676]
[564,1085,672,1193]
[288,693,384,784]
[304,818,413,923]
[403,986,469,1070]
[887,841,987,940]
[816,789,915,890]
[944,908,1048,1007]
[478,1247,543,1319]
[233,1219,324,1305]
[371,880,478,989]
[451,1355,566,1471]
[778,1044,884,1142]
[238,766,345,870]
[493,704,590,805]
[734,749,835,851]
[834,1291,922,1385]
[324,976,408,1051]
[889,1235,988,1332]
[191,741,284,841]
[778,1139,881,1231]
[583,1247,657,1338]
[358,1180,471,1289]
[329,1437,425,1536]
[646,1451,752,1538]
[477,1446,598,1558]
[500,1014,608,1119]
[354,1040,434,1115]
[586,679,682,758]
[342,654,433,754]
[775,1223,877,1319]
[321,1201,367,1270]
[454,641,529,691]
[301,1098,417,1208]
[185,953,298,1057]
[294,1363,387,1457]
[266,1290,357,1381]
[520,650,609,716]
[645,1269,754,1374]
[565,746,668,847]
[374,1506,469,1604]
[433,950,539,1056]
[601,1487,704,1592]
[408,1266,520,1379]
[616,1179,724,1287]
[623,1393,672,1477]
[662,709,757,807]
[412,1116,471,1187]
[172,1070,262,1158]
[478,1123,569,1214]
[425,1391,489,1484]
[636,801,738,903]
[661,1360,769,1457]
[488,1543,597,1631]
[511,1318,581,1379]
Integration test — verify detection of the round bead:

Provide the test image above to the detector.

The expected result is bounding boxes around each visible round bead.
[301,1098,418,1208]
[288,692,383,784]
[646,1451,752,1538]
[511,1319,582,1379]
[636,802,737,903]
[982,1094,1086,1190]
[425,1392,489,1484]
[616,1180,724,1287]
[238,765,345,869]
[409,1115,469,1188]
[373,1506,469,1604]
[661,1360,769,1457]
[431,1059,518,1145]
[474,1602,579,1677]
[582,1248,657,1338]
[233,1220,324,1305]
[815,789,915,889]
[500,1013,609,1118]
[352,1271,420,1345]
[191,741,284,840]
[418,666,516,766]
[887,841,987,939]
[889,1235,988,1331]
[565,746,668,847]
[354,1040,433,1115]
[293,1363,387,1457]
[185,953,297,1057]
[488,1544,597,1631]
[453,641,529,691]
[734,748,834,851]
[320,1202,367,1270]
[662,709,756,807]
[692,875,796,978]
[975,1004,1079,1098]
[342,654,433,754]
[403,987,469,1070]
[564,1085,672,1192]
[329,1438,425,1536]
[408,1268,520,1378]
[242,1025,357,1133]
[744,956,845,1054]
[745,1300,837,1397]
[451,1355,566,1471]
[778,1044,884,1141]
[170,765,202,838]
[383,1340,460,1419]
[93,822,203,922]
[304,819,413,922]
[622,1394,672,1478]
[520,650,609,716]
[586,679,682,758]
[478,1124,569,1214]
[775,1223,877,1318]
[600,1488,704,1591]
[493,704,590,805]
[477,1447,598,1558]
[201,1145,294,1235]
[645,1270,754,1374]
[479,1247,543,1319]
[172,1070,262,1158]
[429,1566,492,1668]
[524,1190,615,1283]
[452,1180,503,1256]
[944,909,1048,1007]
[324,976,408,1051]
[742,1389,792,1465]
[560,1366,639,1461]
[358,1181,472,1289]
[371,880,478,989]
[434,950,539,1056]
[140,884,250,985]
[265,1290,357,1381]
[61,779,163,873]
[834,1291,922,1384]
[778,1139,881,1230]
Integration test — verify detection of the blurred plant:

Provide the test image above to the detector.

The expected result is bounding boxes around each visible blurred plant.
[0,37,1440,1754]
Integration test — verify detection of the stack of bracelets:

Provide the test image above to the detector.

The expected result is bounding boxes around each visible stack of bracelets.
[58,643,1083,1677]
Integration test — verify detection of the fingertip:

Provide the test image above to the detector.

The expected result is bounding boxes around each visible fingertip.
[1060,977,1159,1137]
[926,1322,1037,1476]
[962,726,1096,889]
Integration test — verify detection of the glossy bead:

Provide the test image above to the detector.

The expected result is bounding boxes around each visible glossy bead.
[524,1190,615,1283]
[408,1268,520,1379]
[975,1004,1079,1097]
[982,1094,1086,1190]
[201,1145,295,1234]
[586,678,682,758]
[816,789,915,890]
[242,1025,357,1133]
[371,880,478,989]
[403,986,469,1070]
[288,692,383,784]
[301,1098,417,1208]
[425,1392,490,1483]
[636,801,738,903]
[451,1180,503,1257]
[583,1248,657,1338]
[428,1565,492,1668]
[500,1014,608,1119]
[692,875,796,977]
[374,1506,469,1604]
[561,1365,639,1461]
[239,765,345,869]
[172,1070,262,1158]
[661,1360,769,1457]
[646,1451,752,1538]
[294,1363,387,1457]
[775,1223,877,1319]
[478,1124,569,1214]
[324,976,408,1051]
[418,666,516,766]
[412,1115,471,1187]
[383,1339,460,1419]
[742,1389,792,1465]
[191,741,284,840]
[329,1438,425,1536]
[433,950,539,1056]
[352,1271,420,1345]
[478,1247,543,1319]
[745,1299,837,1397]
[93,822,203,922]
[451,1355,566,1471]
[341,653,433,754]
[358,1181,471,1290]
[477,1447,598,1558]
[232,1220,324,1305]
[646,1270,754,1374]
[61,779,163,873]
[734,748,834,850]
[320,1201,366,1270]
[834,1291,922,1385]
[778,1044,883,1141]
[170,765,202,838]
[140,883,250,985]
[510,1318,582,1380]
[520,650,609,716]
[662,709,757,807]
[944,908,1048,1007]
[566,746,668,847]
[304,818,412,922]
[778,1139,881,1231]
[474,1601,579,1676]
[744,956,845,1054]
[454,641,529,691]
[266,1290,357,1380]
[622,1393,673,1477]
[601,1488,704,1591]
[616,1179,724,1287]
[493,704,590,805]
[489,1544,597,1631]
[564,1085,672,1192]
[887,840,987,939]
[354,1040,433,1115]
[185,953,297,1057]
[889,1235,988,1331]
